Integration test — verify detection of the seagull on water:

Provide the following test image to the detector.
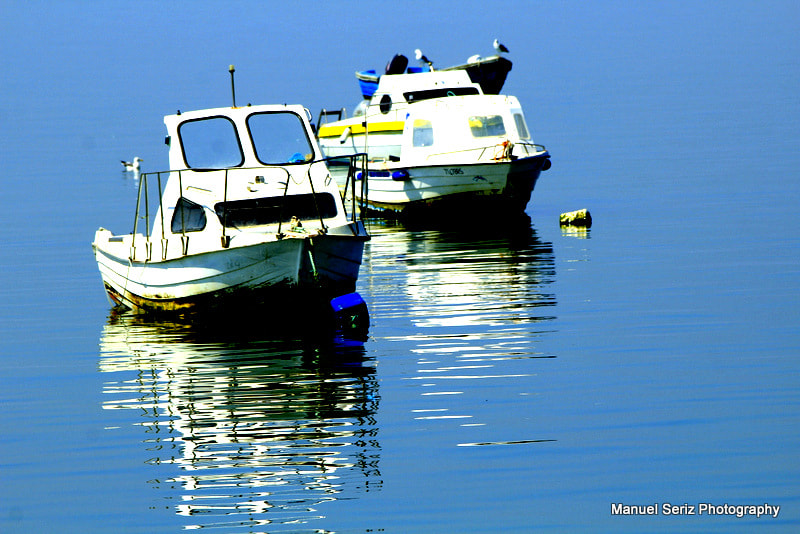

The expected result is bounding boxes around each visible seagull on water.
[121,157,142,173]
[493,38,509,54]
[415,48,434,71]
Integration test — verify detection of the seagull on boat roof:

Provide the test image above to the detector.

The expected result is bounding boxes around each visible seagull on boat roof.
[414,48,434,71]
[493,38,509,54]
[121,157,142,172]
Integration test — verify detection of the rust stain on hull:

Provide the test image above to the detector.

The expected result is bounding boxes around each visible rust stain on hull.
[104,279,357,315]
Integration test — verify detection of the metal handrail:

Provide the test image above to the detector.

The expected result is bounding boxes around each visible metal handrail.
[322,153,368,222]
[129,156,368,260]
[317,108,346,129]
[512,142,548,157]
[407,141,548,162]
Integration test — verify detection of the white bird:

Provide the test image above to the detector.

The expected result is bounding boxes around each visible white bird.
[121,157,142,173]
[493,38,509,54]
[414,48,433,71]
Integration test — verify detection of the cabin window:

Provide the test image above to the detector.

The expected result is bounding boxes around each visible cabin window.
[179,116,243,169]
[412,119,434,147]
[379,94,392,114]
[171,197,207,233]
[513,113,531,139]
[247,112,314,165]
[214,193,338,228]
[404,87,479,103]
[468,115,506,137]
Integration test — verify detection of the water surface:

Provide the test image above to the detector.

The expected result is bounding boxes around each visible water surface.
[1,2,799,532]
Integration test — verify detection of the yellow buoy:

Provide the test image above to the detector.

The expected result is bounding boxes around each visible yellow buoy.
[559,209,592,227]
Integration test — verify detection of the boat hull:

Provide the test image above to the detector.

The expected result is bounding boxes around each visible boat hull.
[93,231,368,313]
[342,153,549,217]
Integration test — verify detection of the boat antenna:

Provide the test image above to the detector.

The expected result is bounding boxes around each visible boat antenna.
[229,64,236,107]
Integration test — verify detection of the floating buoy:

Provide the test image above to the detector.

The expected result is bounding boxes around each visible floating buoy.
[560,209,592,227]
[330,292,370,335]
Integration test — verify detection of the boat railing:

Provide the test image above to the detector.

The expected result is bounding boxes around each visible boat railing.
[317,108,347,128]
[422,145,496,162]
[129,155,368,261]
[130,168,163,262]
[511,142,548,157]
[475,141,547,161]
[321,153,368,223]
[420,142,547,163]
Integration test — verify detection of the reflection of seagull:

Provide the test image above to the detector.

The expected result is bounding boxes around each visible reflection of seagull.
[414,48,433,71]
[121,157,142,172]
[493,38,509,54]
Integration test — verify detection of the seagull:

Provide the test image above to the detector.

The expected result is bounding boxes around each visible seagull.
[121,157,142,172]
[414,48,434,71]
[493,38,509,54]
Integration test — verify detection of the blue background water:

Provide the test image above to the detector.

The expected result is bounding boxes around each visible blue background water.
[1,1,798,532]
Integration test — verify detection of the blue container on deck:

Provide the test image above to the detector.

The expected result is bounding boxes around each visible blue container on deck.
[330,292,370,335]
[356,70,379,98]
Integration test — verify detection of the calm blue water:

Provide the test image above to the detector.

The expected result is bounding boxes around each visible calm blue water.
[2,2,799,532]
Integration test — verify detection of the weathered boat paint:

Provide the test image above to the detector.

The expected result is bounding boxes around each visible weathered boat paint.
[93,103,370,314]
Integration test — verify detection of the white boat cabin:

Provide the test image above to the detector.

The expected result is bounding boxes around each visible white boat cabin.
[100,104,360,265]
[318,70,537,166]
[148,105,349,253]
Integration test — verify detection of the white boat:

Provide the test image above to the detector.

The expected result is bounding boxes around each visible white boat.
[93,103,370,313]
[316,53,551,217]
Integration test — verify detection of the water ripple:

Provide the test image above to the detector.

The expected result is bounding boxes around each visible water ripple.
[99,313,380,531]
[360,221,558,450]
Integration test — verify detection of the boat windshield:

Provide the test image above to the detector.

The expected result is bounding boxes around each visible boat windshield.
[179,116,244,170]
[247,111,315,165]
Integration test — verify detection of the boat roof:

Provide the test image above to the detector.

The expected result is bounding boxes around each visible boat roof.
[356,54,512,98]
[164,103,309,126]
[373,70,482,97]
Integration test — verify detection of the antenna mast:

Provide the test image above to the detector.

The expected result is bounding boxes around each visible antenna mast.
[229,65,236,107]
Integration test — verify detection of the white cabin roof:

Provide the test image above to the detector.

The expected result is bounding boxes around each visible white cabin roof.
[163,104,310,131]
[372,70,483,99]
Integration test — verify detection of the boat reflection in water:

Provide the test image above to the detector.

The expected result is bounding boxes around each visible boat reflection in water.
[361,217,558,449]
[98,311,380,530]
[364,215,557,330]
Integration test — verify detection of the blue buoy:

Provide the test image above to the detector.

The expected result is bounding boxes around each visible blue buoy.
[330,292,369,335]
